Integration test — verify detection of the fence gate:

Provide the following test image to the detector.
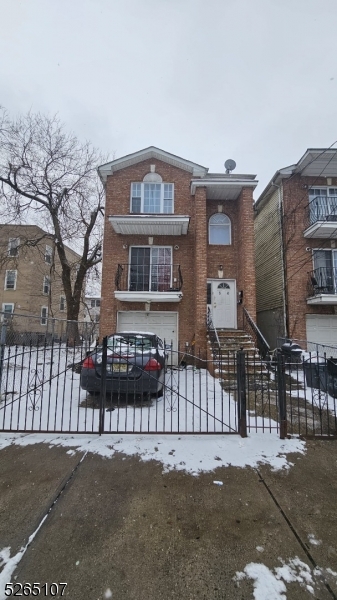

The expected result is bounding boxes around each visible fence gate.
[1,324,336,437]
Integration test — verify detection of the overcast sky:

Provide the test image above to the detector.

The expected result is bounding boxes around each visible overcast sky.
[1,0,337,195]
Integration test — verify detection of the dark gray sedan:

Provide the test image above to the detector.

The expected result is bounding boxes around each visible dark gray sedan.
[80,332,166,398]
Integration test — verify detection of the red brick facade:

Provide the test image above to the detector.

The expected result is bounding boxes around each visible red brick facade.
[99,151,257,354]
[282,175,337,341]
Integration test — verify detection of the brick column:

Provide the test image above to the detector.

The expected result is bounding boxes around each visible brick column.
[194,186,207,354]
[238,187,256,325]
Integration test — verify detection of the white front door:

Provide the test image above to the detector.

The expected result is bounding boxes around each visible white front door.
[208,280,236,329]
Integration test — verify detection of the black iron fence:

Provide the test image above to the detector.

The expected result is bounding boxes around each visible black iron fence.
[242,307,271,359]
[0,331,336,437]
[305,195,337,227]
[308,267,337,297]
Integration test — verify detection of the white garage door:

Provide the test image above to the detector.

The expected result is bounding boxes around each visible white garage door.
[117,311,178,365]
[306,315,337,348]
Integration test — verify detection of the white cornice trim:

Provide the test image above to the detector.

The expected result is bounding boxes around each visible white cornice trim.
[190,178,258,195]
[98,147,208,182]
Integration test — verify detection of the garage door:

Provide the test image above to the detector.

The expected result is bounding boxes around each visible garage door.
[117,311,178,365]
[306,315,337,348]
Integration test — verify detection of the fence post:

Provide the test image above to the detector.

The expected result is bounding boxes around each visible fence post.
[277,351,287,439]
[99,336,108,435]
[0,317,8,396]
[237,350,247,437]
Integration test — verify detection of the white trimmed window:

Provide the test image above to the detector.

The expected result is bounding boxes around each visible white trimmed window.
[45,245,53,264]
[8,238,20,257]
[60,296,66,311]
[131,183,174,214]
[90,299,100,308]
[43,276,50,295]
[5,270,17,290]
[41,306,48,325]
[2,303,14,315]
[209,213,231,245]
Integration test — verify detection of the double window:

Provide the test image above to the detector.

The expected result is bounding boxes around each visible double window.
[5,270,17,290]
[209,213,231,245]
[129,247,172,292]
[131,183,174,214]
[90,299,101,308]
[309,188,337,224]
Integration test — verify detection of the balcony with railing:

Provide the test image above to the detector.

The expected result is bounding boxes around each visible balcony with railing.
[114,264,183,302]
[307,267,337,304]
[304,196,337,238]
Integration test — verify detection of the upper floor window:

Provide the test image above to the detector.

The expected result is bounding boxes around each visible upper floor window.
[5,270,17,290]
[8,238,20,257]
[308,188,337,224]
[131,183,174,214]
[45,245,53,264]
[43,276,50,295]
[209,213,231,245]
[60,296,66,311]
[90,299,101,308]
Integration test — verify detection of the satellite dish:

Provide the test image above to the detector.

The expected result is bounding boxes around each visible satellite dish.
[224,159,236,173]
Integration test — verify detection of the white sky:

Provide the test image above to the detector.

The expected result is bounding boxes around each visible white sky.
[1,0,337,195]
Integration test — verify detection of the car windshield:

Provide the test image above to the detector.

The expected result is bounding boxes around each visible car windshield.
[107,335,154,354]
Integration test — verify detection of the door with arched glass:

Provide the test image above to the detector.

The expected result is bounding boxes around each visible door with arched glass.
[207,280,236,328]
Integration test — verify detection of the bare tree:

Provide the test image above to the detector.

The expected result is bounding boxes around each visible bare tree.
[0,108,105,343]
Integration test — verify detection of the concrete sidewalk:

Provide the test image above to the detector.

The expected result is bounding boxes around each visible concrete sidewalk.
[0,438,337,599]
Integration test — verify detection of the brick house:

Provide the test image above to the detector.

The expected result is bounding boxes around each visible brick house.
[0,224,80,339]
[255,148,337,350]
[98,147,258,361]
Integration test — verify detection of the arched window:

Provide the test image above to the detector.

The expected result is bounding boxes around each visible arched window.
[209,213,231,245]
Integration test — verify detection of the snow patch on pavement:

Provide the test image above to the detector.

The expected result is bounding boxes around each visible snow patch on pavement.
[0,516,47,600]
[0,432,305,475]
[235,557,337,599]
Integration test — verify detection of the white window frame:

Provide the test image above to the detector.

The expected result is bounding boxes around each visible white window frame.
[8,238,20,257]
[2,303,14,315]
[60,295,66,311]
[130,182,174,214]
[45,245,53,264]
[128,245,173,291]
[43,276,51,295]
[209,213,231,245]
[5,270,17,290]
[312,248,337,293]
[41,306,48,326]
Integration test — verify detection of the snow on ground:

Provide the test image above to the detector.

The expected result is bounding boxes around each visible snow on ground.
[0,515,48,600]
[0,431,305,474]
[0,351,251,433]
[235,557,337,599]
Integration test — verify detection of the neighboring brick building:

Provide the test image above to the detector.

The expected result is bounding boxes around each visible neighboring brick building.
[98,147,258,360]
[0,224,80,338]
[255,148,337,350]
